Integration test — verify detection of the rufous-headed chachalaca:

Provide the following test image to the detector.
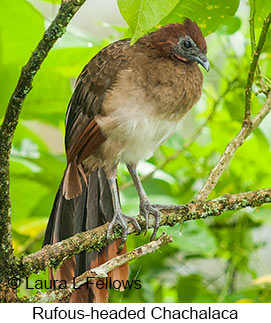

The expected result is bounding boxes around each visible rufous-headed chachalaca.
[43,18,209,302]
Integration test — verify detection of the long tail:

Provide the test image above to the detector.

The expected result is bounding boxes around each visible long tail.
[43,168,128,302]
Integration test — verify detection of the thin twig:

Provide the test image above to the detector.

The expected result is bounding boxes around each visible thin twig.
[244,12,271,120]
[30,233,172,302]
[196,91,271,201]
[22,187,271,276]
[197,12,271,201]
[249,0,256,56]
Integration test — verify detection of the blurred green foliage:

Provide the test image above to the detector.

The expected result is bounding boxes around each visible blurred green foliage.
[0,0,271,302]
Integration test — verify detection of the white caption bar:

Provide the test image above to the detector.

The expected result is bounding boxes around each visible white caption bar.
[1,303,270,322]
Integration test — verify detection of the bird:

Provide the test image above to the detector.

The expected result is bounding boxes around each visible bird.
[43,18,209,303]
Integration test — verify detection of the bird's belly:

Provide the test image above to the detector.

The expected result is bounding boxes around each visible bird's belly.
[98,84,184,165]
[118,114,180,164]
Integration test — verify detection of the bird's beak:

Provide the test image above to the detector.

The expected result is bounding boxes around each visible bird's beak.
[194,54,210,72]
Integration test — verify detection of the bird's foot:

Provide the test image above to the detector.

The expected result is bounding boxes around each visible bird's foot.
[140,199,161,240]
[107,212,141,246]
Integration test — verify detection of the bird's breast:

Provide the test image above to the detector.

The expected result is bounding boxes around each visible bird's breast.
[97,83,181,164]
[96,63,202,164]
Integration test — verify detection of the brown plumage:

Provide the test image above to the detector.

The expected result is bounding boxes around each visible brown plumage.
[43,18,208,302]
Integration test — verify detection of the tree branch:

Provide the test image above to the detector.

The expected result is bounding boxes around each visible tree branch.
[21,187,271,277]
[30,233,172,302]
[0,0,87,287]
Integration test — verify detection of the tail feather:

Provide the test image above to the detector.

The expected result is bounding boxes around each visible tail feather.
[62,160,82,200]
[43,168,128,303]
[108,242,129,291]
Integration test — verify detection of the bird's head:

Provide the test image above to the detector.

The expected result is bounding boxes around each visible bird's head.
[145,19,209,72]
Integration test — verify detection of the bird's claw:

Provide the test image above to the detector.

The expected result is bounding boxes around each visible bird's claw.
[140,199,161,240]
[107,212,141,245]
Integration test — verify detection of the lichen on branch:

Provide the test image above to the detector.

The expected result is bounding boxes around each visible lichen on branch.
[22,188,271,277]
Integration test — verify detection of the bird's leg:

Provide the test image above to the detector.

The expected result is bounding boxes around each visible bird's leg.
[106,167,141,245]
[127,163,160,240]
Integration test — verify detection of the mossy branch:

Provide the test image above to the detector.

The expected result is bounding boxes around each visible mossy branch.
[0,0,86,299]
[21,187,271,277]
[30,233,172,303]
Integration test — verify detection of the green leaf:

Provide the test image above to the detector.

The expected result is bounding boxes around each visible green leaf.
[117,0,179,43]
[161,0,240,36]
[217,16,242,35]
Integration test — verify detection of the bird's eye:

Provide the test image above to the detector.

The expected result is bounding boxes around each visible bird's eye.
[183,40,192,48]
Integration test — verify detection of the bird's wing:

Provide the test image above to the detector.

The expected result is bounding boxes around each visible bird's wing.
[63,39,131,199]
[65,38,131,164]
